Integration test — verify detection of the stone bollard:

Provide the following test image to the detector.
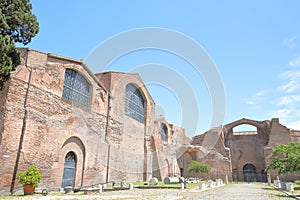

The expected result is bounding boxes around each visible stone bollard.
[225,175,229,185]
[64,186,73,194]
[121,180,127,188]
[286,182,294,192]
[129,183,134,190]
[149,177,158,185]
[215,179,220,186]
[199,181,206,190]
[99,185,103,193]
[267,173,271,186]
[274,180,281,188]
[180,183,185,189]
[281,182,287,190]
[217,179,223,186]
[164,177,180,184]
[208,180,214,188]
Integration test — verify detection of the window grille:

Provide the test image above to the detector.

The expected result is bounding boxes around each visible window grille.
[62,69,90,107]
[65,152,76,162]
[125,84,145,123]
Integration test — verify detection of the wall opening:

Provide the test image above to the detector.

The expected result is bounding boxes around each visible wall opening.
[233,124,257,135]
[243,163,257,182]
[62,152,77,188]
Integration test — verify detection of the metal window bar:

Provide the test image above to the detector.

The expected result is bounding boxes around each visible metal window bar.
[62,69,90,107]
[125,84,145,123]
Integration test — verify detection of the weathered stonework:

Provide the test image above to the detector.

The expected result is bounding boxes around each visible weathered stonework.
[190,118,300,182]
[0,49,190,194]
[1,48,299,195]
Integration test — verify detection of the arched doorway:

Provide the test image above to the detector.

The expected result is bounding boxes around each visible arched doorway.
[243,163,257,182]
[62,152,77,188]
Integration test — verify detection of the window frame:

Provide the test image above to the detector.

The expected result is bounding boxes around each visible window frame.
[62,68,91,107]
[125,84,145,123]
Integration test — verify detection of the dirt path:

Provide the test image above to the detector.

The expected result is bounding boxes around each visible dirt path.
[3,183,294,200]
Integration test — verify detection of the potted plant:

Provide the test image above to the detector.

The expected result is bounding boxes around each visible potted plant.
[17,165,42,195]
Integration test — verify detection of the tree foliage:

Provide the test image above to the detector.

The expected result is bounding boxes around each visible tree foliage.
[267,142,300,174]
[0,0,39,90]
[187,160,210,174]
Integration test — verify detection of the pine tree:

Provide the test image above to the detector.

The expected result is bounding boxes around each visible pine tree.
[0,0,39,90]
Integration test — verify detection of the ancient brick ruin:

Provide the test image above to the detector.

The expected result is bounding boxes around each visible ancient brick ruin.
[189,118,300,182]
[0,49,299,194]
[0,49,190,194]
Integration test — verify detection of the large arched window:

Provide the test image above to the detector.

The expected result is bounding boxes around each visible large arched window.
[125,84,145,123]
[161,124,168,141]
[62,69,90,107]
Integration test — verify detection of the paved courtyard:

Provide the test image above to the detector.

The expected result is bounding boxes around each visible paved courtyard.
[4,183,295,200]
[94,183,294,200]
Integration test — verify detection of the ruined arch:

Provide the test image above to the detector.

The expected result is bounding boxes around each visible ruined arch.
[224,118,270,146]
[177,152,193,178]
[224,119,270,182]
[224,118,267,133]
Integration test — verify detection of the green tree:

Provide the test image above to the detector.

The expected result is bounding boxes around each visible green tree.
[0,0,39,90]
[267,142,300,174]
[188,160,210,175]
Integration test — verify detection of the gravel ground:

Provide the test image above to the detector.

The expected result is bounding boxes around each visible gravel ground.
[2,183,295,200]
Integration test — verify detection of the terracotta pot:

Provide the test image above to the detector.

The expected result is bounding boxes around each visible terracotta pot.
[23,184,35,195]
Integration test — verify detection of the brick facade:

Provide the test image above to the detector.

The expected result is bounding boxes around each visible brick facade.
[1,48,299,194]
[0,49,189,194]
[191,118,300,182]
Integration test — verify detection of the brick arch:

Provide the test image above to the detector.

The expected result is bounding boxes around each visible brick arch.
[224,118,266,131]
[60,136,86,189]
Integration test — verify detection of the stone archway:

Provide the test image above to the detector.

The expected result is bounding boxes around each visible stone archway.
[178,153,193,178]
[223,118,270,182]
[60,137,86,189]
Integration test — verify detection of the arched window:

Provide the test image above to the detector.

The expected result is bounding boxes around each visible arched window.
[62,69,90,107]
[125,84,145,123]
[161,124,168,141]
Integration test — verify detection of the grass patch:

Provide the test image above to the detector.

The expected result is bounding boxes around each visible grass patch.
[105,181,201,189]
[292,182,300,196]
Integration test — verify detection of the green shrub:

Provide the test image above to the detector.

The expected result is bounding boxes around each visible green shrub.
[17,165,42,188]
[294,180,300,184]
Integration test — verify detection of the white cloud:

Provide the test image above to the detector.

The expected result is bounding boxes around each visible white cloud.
[276,95,300,106]
[255,90,270,97]
[285,120,300,130]
[283,34,300,49]
[289,56,300,67]
[269,54,300,127]
[270,108,292,119]
[278,70,300,93]
[245,90,270,105]
[246,101,255,105]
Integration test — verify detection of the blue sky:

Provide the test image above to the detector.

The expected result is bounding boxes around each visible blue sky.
[23,0,300,137]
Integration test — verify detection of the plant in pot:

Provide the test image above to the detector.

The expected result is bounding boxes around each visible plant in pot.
[17,165,42,195]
